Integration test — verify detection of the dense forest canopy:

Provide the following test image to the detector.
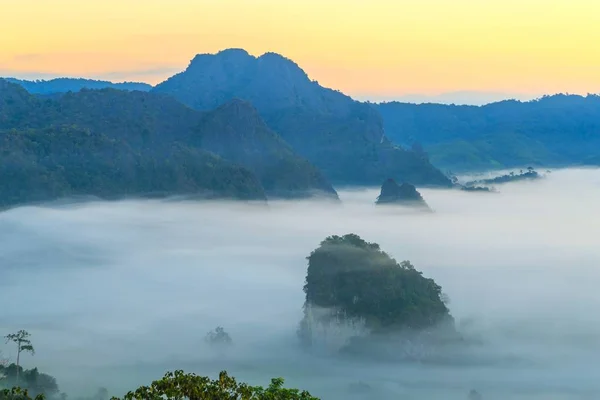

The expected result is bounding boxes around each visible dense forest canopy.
[0,79,338,207]
[0,369,318,400]
[377,95,600,171]
[3,78,152,95]
[302,234,451,334]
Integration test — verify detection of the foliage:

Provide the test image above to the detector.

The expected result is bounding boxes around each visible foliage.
[0,387,44,400]
[112,370,319,400]
[377,95,600,171]
[4,331,34,386]
[0,364,59,399]
[5,78,151,95]
[0,79,339,206]
[0,126,266,208]
[191,99,337,198]
[460,185,494,193]
[152,49,451,187]
[302,234,451,334]
[465,168,541,186]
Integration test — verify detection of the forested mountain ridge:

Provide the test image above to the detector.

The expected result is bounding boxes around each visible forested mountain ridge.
[376,94,600,171]
[193,99,338,198]
[152,49,452,187]
[0,80,337,207]
[4,77,152,94]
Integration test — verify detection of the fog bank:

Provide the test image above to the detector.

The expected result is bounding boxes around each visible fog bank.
[1,168,600,399]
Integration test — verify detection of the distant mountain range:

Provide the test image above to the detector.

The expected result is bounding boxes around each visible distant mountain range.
[4,77,152,95]
[3,48,599,208]
[377,95,600,171]
[0,80,336,207]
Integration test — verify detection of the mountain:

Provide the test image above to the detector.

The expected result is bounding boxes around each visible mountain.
[376,94,600,171]
[0,80,336,207]
[152,49,451,187]
[0,126,266,207]
[4,77,152,95]
[193,99,337,198]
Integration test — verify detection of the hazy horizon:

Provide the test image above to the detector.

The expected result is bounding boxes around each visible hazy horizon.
[2,168,600,399]
[2,72,585,106]
[4,0,600,102]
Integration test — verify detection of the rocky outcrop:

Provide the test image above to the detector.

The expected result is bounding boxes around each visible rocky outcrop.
[375,178,430,209]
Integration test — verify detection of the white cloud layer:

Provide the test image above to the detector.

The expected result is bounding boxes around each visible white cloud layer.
[1,168,600,399]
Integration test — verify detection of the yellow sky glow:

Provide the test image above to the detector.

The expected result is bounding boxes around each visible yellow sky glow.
[2,0,600,98]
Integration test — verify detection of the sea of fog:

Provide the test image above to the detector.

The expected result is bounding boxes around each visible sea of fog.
[1,168,600,400]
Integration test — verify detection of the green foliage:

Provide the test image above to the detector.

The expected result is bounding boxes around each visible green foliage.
[0,126,266,208]
[191,99,337,198]
[303,234,451,333]
[0,365,58,399]
[5,78,152,95]
[465,168,541,186]
[0,387,44,400]
[112,370,319,400]
[377,95,600,171]
[4,331,34,386]
[0,79,339,206]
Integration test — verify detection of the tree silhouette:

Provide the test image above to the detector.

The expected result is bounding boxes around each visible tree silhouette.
[4,331,34,385]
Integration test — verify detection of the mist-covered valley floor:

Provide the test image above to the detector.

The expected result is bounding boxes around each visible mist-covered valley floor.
[1,168,600,400]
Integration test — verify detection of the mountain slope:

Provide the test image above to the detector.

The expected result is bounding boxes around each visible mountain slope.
[0,126,265,207]
[192,99,337,198]
[46,89,337,198]
[0,80,335,207]
[5,77,152,94]
[153,49,451,186]
[377,95,600,171]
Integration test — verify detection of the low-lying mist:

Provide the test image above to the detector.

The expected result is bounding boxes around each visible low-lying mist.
[1,168,600,400]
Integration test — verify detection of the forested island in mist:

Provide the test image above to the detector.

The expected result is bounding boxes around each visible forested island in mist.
[464,167,542,187]
[2,233,465,400]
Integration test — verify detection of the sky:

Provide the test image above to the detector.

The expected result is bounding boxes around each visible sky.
[2,0,600,103]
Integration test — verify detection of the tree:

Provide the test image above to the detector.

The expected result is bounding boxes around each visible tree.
[205,327,232,346]
[113,370,319,400]
[0,386,44,400]
[301,234,452,337]
[4,331,34,385]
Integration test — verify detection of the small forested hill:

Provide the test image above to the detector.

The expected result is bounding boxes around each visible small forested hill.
[376,95,600,171]
[0,80,337,207]
[153,49,451,186]
[301,234,451,334]
[5,77,152,94]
